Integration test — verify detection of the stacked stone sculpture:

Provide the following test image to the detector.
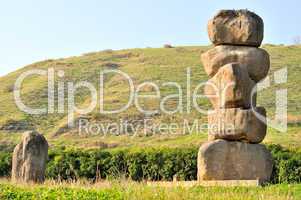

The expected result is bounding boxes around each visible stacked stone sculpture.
[198,10,273,182]
[12,131,48,183]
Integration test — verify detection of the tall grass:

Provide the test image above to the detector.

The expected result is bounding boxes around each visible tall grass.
[0,179,299,200]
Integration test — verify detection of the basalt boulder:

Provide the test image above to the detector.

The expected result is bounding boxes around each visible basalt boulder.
[197,139,273,181]
[208,107,266,143]
[204,63,256,109]
[208,9,264,47]
[201,45,270,82]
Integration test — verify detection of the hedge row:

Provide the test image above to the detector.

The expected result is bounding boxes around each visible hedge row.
[46,148,197,181]
[0,144,301,183]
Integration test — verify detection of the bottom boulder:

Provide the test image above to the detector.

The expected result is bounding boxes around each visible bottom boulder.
[198,139,273,182]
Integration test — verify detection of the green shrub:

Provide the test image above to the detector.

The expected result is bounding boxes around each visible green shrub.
[0,145,300,183]
[0,152,11,177]
[267,144,301,183]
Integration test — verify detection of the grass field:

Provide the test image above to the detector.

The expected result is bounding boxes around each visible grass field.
[0,179,300,200]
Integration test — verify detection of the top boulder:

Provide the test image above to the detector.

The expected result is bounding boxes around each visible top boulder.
[208,10,264,47]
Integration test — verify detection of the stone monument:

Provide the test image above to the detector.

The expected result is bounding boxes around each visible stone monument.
[198,10,273,182]
[12,131,48,183]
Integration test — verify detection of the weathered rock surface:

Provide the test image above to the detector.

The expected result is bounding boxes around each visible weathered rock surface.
[204,63,256,109]
[201,45,270,82]
[11,131,48,183]
[208,107,266,143]
[197,140,273,181]
[208,10,264,47]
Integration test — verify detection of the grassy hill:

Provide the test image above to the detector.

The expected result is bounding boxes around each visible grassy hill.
[0,45,301,151]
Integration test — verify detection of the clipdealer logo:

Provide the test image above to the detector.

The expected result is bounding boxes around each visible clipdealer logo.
[13,67,288,132]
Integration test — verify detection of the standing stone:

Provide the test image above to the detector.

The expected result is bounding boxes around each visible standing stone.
[12,131,48,183]
[208,9,264,47]
[198,140,273,181]
[201,45,270,82]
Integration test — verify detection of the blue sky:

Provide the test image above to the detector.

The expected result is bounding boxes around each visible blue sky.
[0,0,300,76]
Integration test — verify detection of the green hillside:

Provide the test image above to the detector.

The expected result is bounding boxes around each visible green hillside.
[0,45,301,150]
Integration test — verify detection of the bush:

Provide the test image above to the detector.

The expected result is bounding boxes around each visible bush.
[0,152,11,177]
[267,144,301,183]
[4,84,14,93]
[45,148,197,182]
[163,44,173,48]
[0,145,300,183]
[101,62,121,69]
